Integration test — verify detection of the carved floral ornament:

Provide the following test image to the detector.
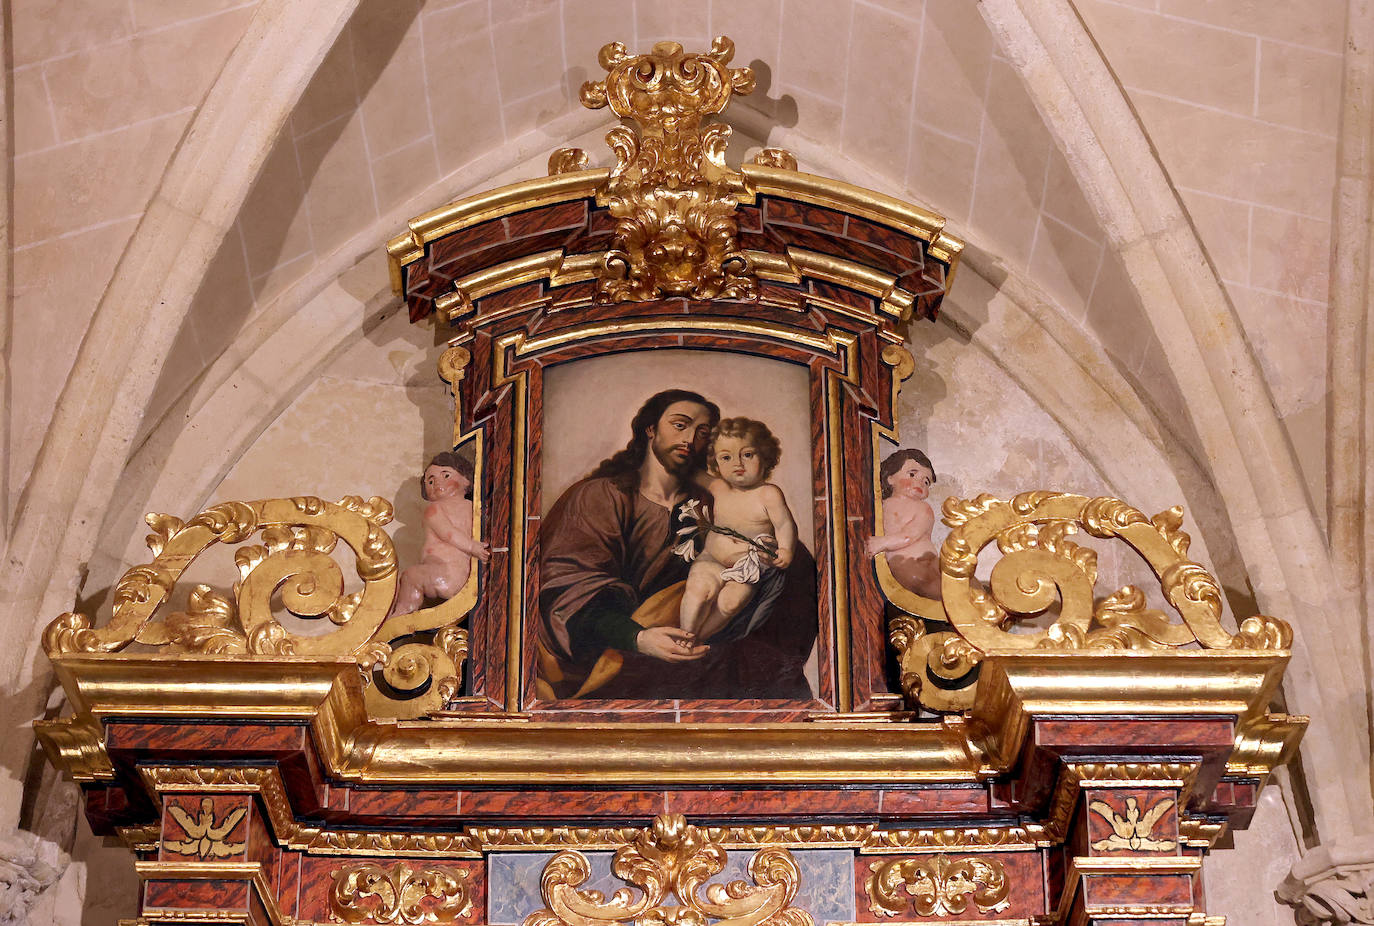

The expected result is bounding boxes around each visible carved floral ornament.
[864,854,1010,918]
[330,861,474,925]
[526,815,812,926]
[554,37,760,303]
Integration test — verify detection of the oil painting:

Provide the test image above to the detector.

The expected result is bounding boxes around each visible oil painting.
[531,350,821,703]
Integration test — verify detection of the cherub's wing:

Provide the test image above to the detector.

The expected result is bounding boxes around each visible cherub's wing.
[206,807,247,841]
[207,839,241,858]
[1088,800,1130,837]
[167,805,203,837]
[161,839,201,855]
[1139,799,1174,833]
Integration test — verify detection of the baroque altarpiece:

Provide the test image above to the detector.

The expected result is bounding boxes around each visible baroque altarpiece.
[37,38,1304,926]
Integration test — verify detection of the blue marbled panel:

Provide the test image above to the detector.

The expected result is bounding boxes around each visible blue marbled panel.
[487,848,855,925]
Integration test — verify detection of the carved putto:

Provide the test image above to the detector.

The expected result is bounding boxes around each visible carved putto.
[574,37,758,303]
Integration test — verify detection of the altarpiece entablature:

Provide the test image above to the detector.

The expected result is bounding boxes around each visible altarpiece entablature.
[37,37,1303,926]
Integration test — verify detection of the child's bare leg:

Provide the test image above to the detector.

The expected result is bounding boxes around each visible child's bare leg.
[695,580,758,641]
[680,561,725,635]
[390,565,427,616]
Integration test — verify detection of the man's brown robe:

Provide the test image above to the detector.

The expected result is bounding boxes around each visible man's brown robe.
[536,475,818,701]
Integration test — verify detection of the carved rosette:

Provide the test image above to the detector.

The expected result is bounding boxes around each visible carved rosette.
[525,814,812,926]
[864,855,1010,918]
[579,37,758,303]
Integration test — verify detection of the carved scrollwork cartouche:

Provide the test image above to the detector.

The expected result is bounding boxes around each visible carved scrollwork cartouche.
[885,491,1293,713]
[525,814,812,926]
[864,854,1010,917]
[578,37,758,303]
[42,493,467,719]
[330,861,474,924]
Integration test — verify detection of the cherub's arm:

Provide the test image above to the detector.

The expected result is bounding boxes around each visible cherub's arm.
[864,500,930,555]
[761,484,798,569]
[429,500,490,561]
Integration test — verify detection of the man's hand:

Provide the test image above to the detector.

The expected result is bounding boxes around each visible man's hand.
[636,626,709,662]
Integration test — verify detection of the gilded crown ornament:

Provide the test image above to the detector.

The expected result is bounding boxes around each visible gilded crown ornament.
[570,37,759,303]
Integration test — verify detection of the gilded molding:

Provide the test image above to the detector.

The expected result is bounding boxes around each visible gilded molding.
[134,860,287,926]
[864,855,1010,917]
[526,815,812,926]
[330,861,474,924]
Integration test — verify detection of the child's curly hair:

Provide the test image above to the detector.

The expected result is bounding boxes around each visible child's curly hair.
[707,417,782,479]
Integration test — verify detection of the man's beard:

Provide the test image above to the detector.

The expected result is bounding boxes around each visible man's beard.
[651,440,700,477]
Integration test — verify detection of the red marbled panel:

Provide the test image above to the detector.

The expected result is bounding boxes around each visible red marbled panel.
[764,198,849,235]
[108,722,307,754]
[1081,873,1194,908]
[843,217,926,265]
[144,879,249,911]
[347,790,461,818]
[429,218,510,270]
[1033,718,1234,752]
[247,891,273,926]
[504,201,589,239]
[852,851,1046,921]
[736,204,763,232]
[159,795,251,862]
[808,280,876,313]
[666,788,881,816]
[460,789,664,817]
[522,707,684,723]
[674,708,816,723]
[550,280,598,307]
[278,851,302,920]
[878,788,989,816]
[478,282,546,312]
[832,237,920,279]
[762,223,847,261]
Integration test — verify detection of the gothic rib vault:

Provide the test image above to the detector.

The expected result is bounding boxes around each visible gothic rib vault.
[2,2,1369,924]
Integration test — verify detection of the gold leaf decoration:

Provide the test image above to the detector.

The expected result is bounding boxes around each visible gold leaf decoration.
[890,492,1293,712]
[751,148,798,170]
[864,855,1010,917]
[578,37,758,303]
[330,862,473,924]
[43,496,398,660]
[524,814,812,926]
[548,148,591,175]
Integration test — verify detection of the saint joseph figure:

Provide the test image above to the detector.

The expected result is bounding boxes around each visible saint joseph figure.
[535,388,818,701]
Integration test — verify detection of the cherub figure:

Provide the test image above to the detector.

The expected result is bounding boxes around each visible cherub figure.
[390,451,489,617]
[677,418,798,643]
[164,798,246,859]
[865,448,941,599]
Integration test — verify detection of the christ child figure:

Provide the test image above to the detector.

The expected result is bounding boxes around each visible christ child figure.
[390,451,490,617]
[678,417,798,642]
[865,448,941,599]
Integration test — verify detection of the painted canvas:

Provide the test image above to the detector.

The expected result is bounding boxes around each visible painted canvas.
[531,350,821,703]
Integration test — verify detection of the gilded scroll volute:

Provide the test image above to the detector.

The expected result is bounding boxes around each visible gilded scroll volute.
[579,37,758,303]
[885,491,1295,713]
